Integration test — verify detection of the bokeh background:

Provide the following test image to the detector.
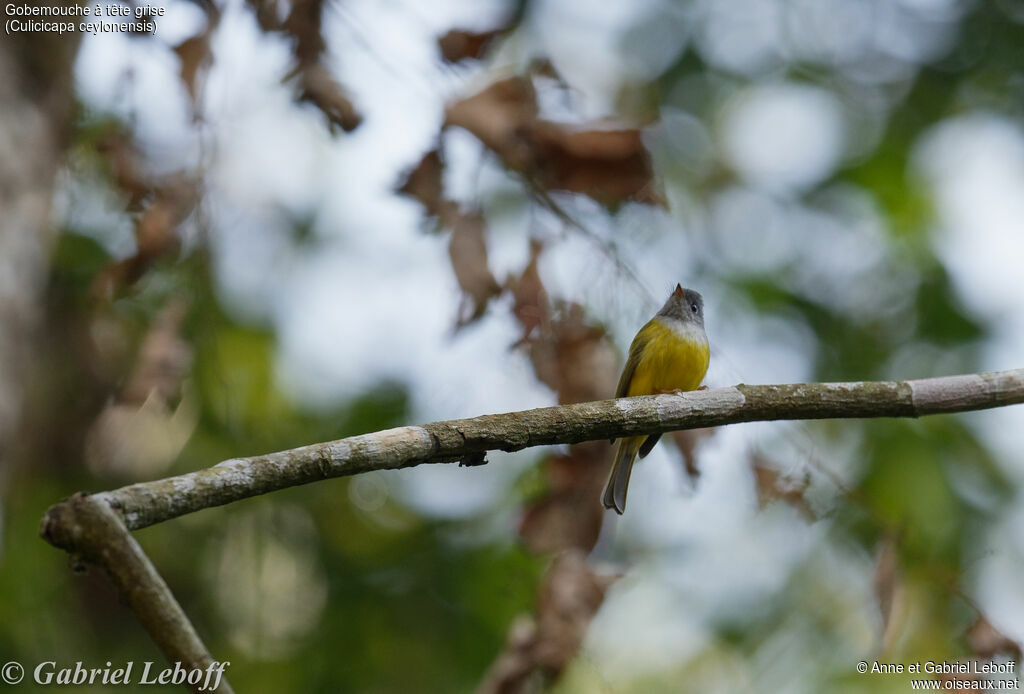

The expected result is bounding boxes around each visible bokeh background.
[3,0,1024,691]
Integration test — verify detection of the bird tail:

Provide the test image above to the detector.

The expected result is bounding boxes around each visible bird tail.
[602,436,643,514]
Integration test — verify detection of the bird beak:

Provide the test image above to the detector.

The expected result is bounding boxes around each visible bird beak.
[673,284,684,298]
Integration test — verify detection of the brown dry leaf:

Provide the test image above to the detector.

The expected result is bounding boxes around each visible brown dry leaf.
[533,550,615,671]
[475,550,615,694]
[532,122,660,205]
[444,77,657,205]
[280,0,362,132]
[281,0,324,64]
[92,178,196,299]
[174,34,212,108]
[87,313,132,380]
[527,303,617,405]
[299,63,363,133]
[508,238,547,344]
[528,58,560,81]
[135,196,179,257]
[518,303,618,554]
[874,532,905,652]
[519,444,607,554]
[474,616,538,694]
[92,130,198,298]
[245,0,281,32]
[244,0,362,132]
[967,616,1022,659]
[395,150,497,328]
[670,428,714,480]
[438,28,504,63]
[752,454,814,520]
[173,0,220,112]
[85,299,196,478]
[518,495,604,556]
[84,391,198,478]
[448,211,502,326]
[397,149,445,218]
[96,131,148,208]
[121,299,192,405]
[445,76,538,168]
[92,205,174,298]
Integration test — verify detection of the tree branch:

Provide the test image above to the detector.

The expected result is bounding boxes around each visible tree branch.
[40,494,234,694]
[37,368,1023,693]
[42,368,1024,538]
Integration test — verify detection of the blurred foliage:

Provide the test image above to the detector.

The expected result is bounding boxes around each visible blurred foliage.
[5,0,1024,692]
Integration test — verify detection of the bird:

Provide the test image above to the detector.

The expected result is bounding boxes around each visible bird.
[601,284,710,514]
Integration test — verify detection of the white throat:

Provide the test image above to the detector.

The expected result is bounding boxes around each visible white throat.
[659,316,707,345]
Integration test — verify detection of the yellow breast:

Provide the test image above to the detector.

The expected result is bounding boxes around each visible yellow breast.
[626,318,709,396]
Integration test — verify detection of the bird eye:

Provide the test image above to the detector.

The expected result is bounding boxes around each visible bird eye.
[690,302,698,313]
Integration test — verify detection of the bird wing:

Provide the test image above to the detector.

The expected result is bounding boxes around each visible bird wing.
[615,319,656,398]
[611,320,658,445]
[638,432,661,458]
